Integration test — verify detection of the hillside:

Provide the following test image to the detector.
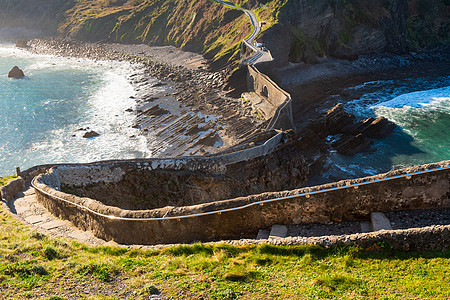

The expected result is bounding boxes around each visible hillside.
[0,0,448,69]
[261,0,449,65]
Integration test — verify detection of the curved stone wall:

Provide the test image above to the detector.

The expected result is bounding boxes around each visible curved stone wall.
[33,160,449,245]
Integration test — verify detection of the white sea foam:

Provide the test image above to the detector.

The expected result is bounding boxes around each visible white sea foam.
[371,86,450,109]
[0,44,150,175]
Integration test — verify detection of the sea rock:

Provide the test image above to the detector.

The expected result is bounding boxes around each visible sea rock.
[359,117,396,139]
[16,40,28,48]
[300,103,396,156]
[309,103,354,137]
[83,131,99,138]
[332,133,374,155]
[8,66,25,79]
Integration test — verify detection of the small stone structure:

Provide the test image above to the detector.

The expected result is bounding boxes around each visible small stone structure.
[32,160,449,245]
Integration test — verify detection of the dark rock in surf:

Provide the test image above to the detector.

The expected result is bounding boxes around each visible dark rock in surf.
[299,103,396,156]
[8,66,25,79]
[16,40,28,48]
[83,131,100,138]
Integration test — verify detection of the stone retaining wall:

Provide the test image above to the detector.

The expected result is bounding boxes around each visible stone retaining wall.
[214,225,450,252]
[18,130,285,182]
[33,160,449,245]
[1,177,25,201]
[247,65,294,130]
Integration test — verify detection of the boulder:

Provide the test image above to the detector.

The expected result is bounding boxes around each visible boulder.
[360,117,396,139]
[8,66,25,79]
[83,131,100,138]
[309,103,354,137]
[16,40,28,48]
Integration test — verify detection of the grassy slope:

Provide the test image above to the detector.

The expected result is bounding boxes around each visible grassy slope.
[57,0,284,68]
[0,202,449,299]
[0,176,17,187]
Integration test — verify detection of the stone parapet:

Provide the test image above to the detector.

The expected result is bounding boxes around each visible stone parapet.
[32,160,449,245]
[1,177,25,201]
[247,65,294,130]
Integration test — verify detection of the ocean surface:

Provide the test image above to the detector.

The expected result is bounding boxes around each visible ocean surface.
[0,43,149,176]
[320,74,450,182]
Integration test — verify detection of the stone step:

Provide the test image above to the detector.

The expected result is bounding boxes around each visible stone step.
[360,221,372,233]
[256,229,270,240]
[371,212,392,231]
[269,224,288,239]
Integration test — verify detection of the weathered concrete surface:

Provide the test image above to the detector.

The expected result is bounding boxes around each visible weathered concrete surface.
[33,160,449,245]
[269,225,288,239]
[256,229,270,240]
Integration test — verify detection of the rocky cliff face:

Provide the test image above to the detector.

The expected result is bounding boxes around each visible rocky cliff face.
[0,0,255,68]
[0,0,75,35]
[263,0,449,65]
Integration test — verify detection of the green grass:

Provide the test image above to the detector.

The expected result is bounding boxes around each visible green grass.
[0,204,449,299]
[0,175,17,187]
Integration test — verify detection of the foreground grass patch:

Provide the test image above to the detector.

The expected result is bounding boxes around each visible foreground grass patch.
[0,204,449,299]
[0,175,17,187]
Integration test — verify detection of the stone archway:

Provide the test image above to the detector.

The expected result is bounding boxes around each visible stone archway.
[262,85,269,97]
[248,74,255,91]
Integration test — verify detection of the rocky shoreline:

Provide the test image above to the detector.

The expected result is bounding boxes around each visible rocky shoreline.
[283,48,450,130]
[17,37,450,187]
[26,38,266,157]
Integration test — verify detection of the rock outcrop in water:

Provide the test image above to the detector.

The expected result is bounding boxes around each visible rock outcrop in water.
[8,66,25,79]
[83,131,100,138]
[298,103,396,155]
[16,40,28,48]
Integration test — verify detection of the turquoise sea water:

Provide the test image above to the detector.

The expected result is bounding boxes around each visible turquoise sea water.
[321,75,450,181]
[0,44,149,176]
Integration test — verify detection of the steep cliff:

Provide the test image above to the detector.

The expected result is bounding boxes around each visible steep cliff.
[0,0,448,68]
[0,0,256,66]
[263,0,449,65]
[0,0,75,34]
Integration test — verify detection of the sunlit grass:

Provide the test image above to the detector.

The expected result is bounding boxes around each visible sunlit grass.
[0,198,449,299]
[0,175,17,187]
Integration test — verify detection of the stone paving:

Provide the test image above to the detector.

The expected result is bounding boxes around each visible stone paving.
[6,184,105,246]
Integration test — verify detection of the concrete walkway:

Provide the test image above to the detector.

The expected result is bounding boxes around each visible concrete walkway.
[6,184,105,246]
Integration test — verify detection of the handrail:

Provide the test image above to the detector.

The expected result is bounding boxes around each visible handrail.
[31,165,450,222]
[266,98,291,130]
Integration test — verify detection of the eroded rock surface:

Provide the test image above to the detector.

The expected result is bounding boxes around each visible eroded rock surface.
[8,66,25,79]
[299,103,396,155]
